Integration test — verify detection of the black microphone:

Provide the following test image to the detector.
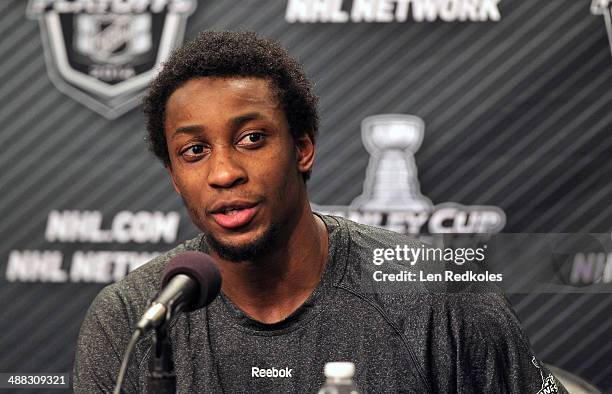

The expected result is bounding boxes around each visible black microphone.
[136,251,222,332]
[114,252,222,394]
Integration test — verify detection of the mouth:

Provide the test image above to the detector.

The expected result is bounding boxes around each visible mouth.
[209,200,260,230]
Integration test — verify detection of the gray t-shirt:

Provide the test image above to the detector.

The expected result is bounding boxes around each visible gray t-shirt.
[74,214,567,393]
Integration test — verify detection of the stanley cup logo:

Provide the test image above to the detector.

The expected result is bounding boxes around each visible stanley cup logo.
[592,0,612,58]
[352,114,433,211]
[312,113,506,234]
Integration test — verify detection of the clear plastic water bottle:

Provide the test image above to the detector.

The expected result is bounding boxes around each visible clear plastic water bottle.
[317,362,360,394]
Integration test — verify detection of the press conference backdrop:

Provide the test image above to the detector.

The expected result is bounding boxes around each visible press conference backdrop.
[1,0,611,392]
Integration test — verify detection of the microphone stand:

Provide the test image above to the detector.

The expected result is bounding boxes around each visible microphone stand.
[147,304,177,393]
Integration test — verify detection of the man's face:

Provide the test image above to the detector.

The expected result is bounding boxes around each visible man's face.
[164,77,314,261]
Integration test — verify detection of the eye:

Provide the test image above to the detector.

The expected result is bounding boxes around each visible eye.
[180,144,208,161]
[236,132,265,147]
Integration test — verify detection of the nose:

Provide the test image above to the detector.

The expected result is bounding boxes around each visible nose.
[207,147,247,189]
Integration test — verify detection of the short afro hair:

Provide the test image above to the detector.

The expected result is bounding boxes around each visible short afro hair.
[143,31,319,180]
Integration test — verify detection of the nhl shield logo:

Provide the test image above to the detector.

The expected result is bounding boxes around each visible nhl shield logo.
[27,0,196,119]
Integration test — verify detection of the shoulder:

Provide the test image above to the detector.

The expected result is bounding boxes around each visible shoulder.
[321,217,550,390]
[323,214,423,278]
[87,234,205,329]
[322,214,425,293]
[404,291,567,392]
[74,235,206,392]
[324,216,523,342]
[405,291,522,339]
[329,214,422,250]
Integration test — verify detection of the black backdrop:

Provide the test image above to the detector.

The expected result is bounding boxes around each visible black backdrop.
[1,0,611,391]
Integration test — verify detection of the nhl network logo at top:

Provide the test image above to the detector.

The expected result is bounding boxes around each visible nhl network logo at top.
[27,0,196,119]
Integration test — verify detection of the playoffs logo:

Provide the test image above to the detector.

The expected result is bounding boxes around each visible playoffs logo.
[27,0,196,119]
[313,115,506,234]
[592,0,612,58]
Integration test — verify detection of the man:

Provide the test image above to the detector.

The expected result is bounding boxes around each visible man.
[74,31,566,393]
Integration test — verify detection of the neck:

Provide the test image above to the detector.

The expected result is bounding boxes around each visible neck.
[213,203,328,324]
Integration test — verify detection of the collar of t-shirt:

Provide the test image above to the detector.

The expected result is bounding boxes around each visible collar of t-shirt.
[199,213,349,335]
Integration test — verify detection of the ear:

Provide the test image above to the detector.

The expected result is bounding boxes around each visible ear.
[295,132,316,174]
[165,164,182,196]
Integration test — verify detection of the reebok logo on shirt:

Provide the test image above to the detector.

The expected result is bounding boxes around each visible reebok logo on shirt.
[251,367,293,378]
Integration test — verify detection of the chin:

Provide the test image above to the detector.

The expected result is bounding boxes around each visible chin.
[206,222,280,262]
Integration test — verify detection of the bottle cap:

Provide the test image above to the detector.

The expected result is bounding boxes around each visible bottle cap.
[324,362,355,379]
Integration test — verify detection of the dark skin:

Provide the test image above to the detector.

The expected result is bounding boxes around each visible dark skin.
[164,77,328,324]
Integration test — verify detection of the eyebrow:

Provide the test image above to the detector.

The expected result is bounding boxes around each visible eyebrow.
[231,112,266,128]
[173,124,203,139]
[171,112,267,139]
